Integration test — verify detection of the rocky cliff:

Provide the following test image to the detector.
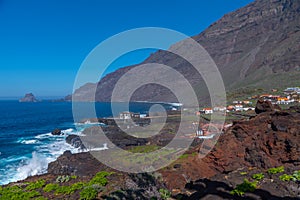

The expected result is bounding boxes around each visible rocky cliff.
[71,0,300,103]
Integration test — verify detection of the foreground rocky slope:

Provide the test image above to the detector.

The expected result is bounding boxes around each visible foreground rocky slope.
[2,104,298,199]
[70,0,300,102]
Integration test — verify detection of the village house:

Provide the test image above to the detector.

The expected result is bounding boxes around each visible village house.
[276,97,294,104]
[234,104,243,111]
[213,106,227,112]
[284,87,300,95]
[201,108,213,114]
[227,105,235,112]
[119,111,134,120]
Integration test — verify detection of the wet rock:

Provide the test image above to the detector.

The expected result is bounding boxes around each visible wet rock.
[51,129,62,135]
[66,135,86,150]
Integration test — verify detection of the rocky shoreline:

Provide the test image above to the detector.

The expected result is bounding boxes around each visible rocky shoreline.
[2,103,300,199]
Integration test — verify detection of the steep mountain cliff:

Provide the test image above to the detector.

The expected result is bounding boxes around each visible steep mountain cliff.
[71,0,300,102]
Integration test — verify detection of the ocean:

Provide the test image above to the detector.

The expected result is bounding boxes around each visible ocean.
[0,101,174,185]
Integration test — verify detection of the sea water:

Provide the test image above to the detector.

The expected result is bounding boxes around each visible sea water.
[0,100,174,185]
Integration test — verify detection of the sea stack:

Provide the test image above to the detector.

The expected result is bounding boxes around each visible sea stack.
[19,93,39,102]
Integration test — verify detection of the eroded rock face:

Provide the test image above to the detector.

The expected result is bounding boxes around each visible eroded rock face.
[47,151,105,176]
[255,99,281,114]
[206,107,300,173]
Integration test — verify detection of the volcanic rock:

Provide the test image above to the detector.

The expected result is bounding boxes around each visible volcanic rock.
[51,129,62,135]
[47,151,106,176]
[255,99,281,114]
[66,135,86,150]
[19,93,38,102]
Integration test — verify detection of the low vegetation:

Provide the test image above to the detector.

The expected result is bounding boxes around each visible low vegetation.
[0,171,113,200]
[252,173,264,181]
[159,188,171,200]
[267,166,285,174]
[128,145,160,153]
[230,179,257,196]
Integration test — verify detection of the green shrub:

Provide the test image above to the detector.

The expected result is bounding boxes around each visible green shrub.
[56,175,70,183]
[252,173,264,181]
[70,182,86,192]
[0,185,41,200]
[25,179,46,190]
[279,174,294,181]
[159,188,171,200]
[268,166,284,174]
[292,170,300,181]
[71,175,78,179]
[55,185,72,195]
[230,179,257,196]
[239,172,248,175]
[88,171,112,186]
[44,182,85,195]
[43,183,59,193]
[80,187,98,200]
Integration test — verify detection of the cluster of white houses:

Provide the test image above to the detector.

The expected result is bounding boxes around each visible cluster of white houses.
[198,87,300,115]
[260,87,300,104]
[198,102,255,115]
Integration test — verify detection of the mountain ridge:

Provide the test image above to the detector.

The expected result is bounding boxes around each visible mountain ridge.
[70,0,300,103]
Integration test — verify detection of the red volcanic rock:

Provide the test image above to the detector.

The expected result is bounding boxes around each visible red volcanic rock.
[205,107,300,173]
[161,106,300,191]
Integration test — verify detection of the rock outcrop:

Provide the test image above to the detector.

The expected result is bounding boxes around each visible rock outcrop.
[66,135,86,150]
[205,108,300,173]
[51,129,62,135]
[47,150,105,176]
[19,93,38,102]
[255,98,281,114]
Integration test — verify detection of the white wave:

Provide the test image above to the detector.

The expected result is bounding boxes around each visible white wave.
[20,139,39,144]
[3,129,82,185]
[35,132,52,139]
[15,152,52,181]
[61,128,74,134]
[2,155,28,163]
[169,102,183,107]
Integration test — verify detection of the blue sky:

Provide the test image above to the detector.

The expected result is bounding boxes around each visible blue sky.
[0,0,253,97]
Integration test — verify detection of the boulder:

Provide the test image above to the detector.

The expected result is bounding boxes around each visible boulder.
[51,129,62,135]
[255,99,281,114]
[66,135,86,150]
